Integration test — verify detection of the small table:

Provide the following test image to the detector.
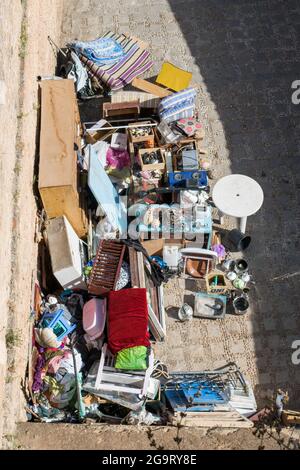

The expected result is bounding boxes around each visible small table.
[212,174,264,233]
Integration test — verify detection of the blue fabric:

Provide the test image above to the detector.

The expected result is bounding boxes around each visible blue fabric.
[70,37,125,65]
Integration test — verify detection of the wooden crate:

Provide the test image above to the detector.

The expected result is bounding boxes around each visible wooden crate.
[138,147,165,171]
[129,121,155,145]
[102,100,140,118]
[205,270,231,295]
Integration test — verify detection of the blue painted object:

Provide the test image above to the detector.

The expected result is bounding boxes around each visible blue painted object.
[165,380,226,412]
[40,308,76,341]
[168,170,208,188]
[151,256,167,269]
[88,144,127,235]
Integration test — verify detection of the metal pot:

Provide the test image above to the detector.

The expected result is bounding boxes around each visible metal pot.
[222,259,236,271]
[233,295,249,315]
[234,258,248,274]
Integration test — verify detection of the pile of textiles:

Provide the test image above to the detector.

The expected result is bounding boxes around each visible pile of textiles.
[69,31,153,91]
[32,346,83,409]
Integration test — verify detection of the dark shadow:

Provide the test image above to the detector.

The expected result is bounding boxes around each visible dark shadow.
[167,0,300,407]
[165,306,180,319]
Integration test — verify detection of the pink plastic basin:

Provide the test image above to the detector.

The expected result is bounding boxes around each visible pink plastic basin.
[83,298,106,340]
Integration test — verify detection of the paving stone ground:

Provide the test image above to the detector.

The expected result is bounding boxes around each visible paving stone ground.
[61,0,300,408]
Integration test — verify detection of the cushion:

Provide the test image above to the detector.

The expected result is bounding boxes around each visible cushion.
[108,288,150,355]
[158,88,197,123]
[115,346,148,370]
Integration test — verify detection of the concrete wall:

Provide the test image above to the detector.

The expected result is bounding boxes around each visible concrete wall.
[0,0,62,448]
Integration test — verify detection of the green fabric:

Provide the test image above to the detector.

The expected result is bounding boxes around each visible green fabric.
[115,346,148,370]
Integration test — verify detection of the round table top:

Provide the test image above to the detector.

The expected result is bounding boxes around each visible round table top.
[212,174,264,218]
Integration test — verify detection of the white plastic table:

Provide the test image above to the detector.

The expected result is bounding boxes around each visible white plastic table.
[212,174,264,233]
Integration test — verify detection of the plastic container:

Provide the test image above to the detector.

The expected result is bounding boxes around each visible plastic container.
[83,298,107,340]
[163,245,180,269]
[228,229,251,251]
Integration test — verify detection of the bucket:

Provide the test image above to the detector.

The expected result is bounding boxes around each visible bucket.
[228,229,251,251]
[233,296,249,315]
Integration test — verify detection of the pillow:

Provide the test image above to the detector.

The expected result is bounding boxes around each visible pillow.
[158,88,197,123]
[115,346,148,370]
[174,117,202,137]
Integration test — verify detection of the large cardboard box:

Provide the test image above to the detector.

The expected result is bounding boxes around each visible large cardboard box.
[38,79,87,237]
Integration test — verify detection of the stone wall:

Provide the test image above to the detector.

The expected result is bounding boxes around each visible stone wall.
[0,0,63,448]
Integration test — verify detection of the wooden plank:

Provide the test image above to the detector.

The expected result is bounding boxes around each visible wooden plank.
[103,100,140,118]
[137,251,146,288]
[132,77,173,98]
[173,411,253,428]
[157,285,166,337]
[172,418,253,428]
[148,304,166,341]
[129,248,139,287]
[39,79,79,189]
[112,90,160,109]
[141,239,164,257]
[40,186,87,238]
[95,343,107,389]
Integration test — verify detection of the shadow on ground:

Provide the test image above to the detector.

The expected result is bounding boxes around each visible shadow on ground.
[167,0,300,406]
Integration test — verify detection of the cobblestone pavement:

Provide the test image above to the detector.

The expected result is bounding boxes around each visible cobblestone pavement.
[61,0,300,407]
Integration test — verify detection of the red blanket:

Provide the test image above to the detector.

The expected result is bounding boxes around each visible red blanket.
[108,288,150,355]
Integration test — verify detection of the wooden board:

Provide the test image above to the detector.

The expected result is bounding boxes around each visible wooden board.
[112,90,160,109]
[38,79,87,237]
[173,411,253,428]
[103,100,140,118]
[39,186,87,238]
[129,248,139,287]
[137,251,146,288]
[39,79,80,190]
[141,239,164,257]
[132,77,172,98]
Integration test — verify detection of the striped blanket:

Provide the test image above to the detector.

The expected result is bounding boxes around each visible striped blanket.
[158,88,197,123]
[76,32,153,91]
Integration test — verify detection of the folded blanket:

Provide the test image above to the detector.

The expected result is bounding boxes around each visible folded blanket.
[70,36,125,65]
[78,31,153,91]
[108,288,150,355]
[158,88,197,123]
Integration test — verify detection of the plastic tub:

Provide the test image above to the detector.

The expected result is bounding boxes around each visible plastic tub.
[83,298,106,340]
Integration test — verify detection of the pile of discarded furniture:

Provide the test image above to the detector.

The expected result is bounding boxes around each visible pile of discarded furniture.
[26,31,265,426]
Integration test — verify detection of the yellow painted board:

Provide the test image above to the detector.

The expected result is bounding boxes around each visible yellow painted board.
[156,62,192,92]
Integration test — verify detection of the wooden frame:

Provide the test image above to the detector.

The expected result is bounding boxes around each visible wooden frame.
[94,343,154,397]
[129,248,166,341]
